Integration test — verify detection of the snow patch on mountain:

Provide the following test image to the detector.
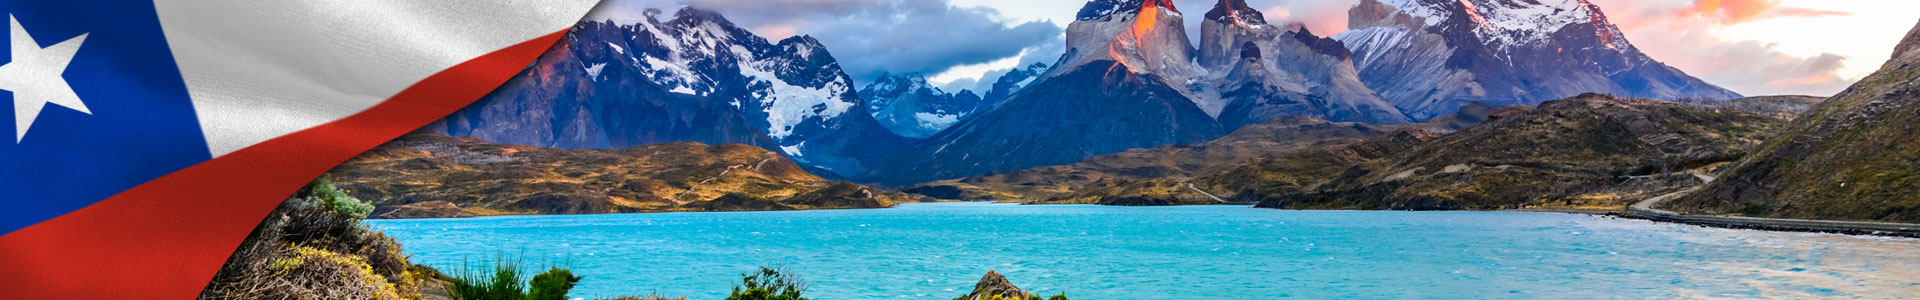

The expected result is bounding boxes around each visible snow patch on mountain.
[861,72,985,138]
[734,45,857,139]
[585,63,606,80]
[914,112,960,130]
[1374,0,1620,51]
[780,141,805,156]
[1332,27,1413,64]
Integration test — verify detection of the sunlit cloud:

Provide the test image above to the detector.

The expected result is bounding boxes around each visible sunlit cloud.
[1671,0,1850,26]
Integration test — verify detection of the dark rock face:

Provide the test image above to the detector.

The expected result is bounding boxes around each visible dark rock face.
[1256,94,1785,210]
[1336,0,1742,120]
[955,271,1031,300]
[1199,1,1411,128]
[859,73,986,138]
[868,61,1227,185]
[782,182,899,209]
[1204,0,1264,26]
[1291,28,1351,60]
[682,194,798,212]
[981,63,1048,106]
[427,9,907,178]
[1665,20,1920,223]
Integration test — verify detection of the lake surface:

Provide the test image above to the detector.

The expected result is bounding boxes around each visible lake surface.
[368,203,1920,299]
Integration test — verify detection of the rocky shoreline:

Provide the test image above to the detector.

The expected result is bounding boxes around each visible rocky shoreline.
[1628,188,1920,238]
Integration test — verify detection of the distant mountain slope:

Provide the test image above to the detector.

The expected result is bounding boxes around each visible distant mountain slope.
[428,8,907,177]
[901,102,1511,204]
[871,61,1227,185]
[861,0,1433,185]
[1199,0,1411,127]
[1336,0,1742,120]
[905,116,1393,201]
[1256,94,1784,211]
[331,133,910,218]
[980,62,1049,106]
[858,73,985,138]
[1664,21,1920,223]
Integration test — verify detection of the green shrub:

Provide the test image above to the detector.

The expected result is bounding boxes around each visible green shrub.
[528,268,583,300]
[723,267,808,300]
[593,294,686,300]
[447,258,584,300]
[305,174,375,219]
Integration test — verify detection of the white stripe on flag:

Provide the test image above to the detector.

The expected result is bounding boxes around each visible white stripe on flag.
[153,0,597,157]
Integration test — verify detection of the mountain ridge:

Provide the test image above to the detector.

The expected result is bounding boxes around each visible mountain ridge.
[1336,0,1743,120]
[428,8,907,178]
[1662,20,1920,223]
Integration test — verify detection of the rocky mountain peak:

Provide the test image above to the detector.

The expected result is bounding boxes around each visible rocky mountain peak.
[1892,19,1920,61]
[1051,0,1201,83]
[1077,0,1179,21]
[1205,0,1266,26]
[1337,0,1739,120]
[1287,27,1351,61]
[859,72,984,139]
[1364,0,1627,50]
[866,72,933,94]
[671,6,736,27]
[982,62,1049,105]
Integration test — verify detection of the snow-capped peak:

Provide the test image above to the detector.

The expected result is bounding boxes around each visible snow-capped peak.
[865,72,935,95]
[1369,0,1627,51]
[859,72,984,138]
[1205,0,1267,27]
[1077,0,1180,21]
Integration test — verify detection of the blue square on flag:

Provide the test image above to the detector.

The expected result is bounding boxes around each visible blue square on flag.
[0,1,209,234]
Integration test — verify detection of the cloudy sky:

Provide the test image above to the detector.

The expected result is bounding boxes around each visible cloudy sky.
[589,0,1919,97]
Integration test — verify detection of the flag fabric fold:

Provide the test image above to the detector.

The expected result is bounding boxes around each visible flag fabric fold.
[0,0,598,298]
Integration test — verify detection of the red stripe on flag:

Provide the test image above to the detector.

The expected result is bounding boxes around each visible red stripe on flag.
[0,30,568,299]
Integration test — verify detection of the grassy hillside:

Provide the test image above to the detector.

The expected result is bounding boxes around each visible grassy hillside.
[330,133,914,218]
[902,116,1394,203]
[1260,94,1787,211]
[1663,21,1920,222]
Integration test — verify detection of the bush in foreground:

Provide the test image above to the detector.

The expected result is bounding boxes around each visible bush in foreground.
[445,258,583,300]
[724,267,808,300]
[200,175,421,300]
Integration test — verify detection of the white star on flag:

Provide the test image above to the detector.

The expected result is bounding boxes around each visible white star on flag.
[0,14,89,143]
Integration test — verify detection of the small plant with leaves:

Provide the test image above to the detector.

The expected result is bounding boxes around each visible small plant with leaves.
[447,257,583,300]
[723,267,808,300]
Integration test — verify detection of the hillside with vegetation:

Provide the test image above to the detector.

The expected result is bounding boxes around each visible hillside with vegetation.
[902,116,1393,203]
[1257,94,1788,211]
[1663,21,1920,223]
[901,103,1511,206]
[329,133,916,219]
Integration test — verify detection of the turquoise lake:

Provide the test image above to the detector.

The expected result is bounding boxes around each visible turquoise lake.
[367,202,1920,299]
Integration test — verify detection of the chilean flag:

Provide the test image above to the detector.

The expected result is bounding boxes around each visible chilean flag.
[0,0,598,298]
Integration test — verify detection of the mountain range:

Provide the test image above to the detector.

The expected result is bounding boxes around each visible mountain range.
[423,0,1746,186]
[857,73,986,139]
[425,9,906,177]
[1337,0,1742,120]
